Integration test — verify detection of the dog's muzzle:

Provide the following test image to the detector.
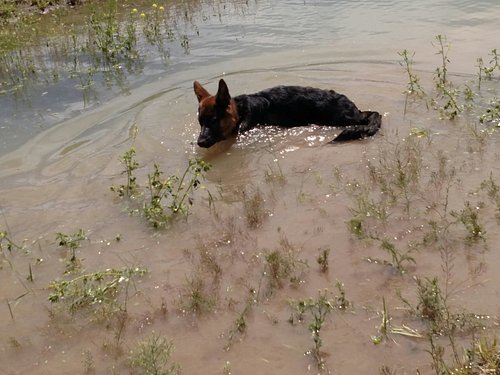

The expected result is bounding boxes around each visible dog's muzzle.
[197,126,220,148]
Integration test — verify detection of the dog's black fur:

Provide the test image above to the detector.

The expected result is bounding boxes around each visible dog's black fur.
[194,79,381,148]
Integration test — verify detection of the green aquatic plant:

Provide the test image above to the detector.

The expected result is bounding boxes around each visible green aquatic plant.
[429,35,464,119]
[371,298,423,346]
[347,217,365,238]
[371,297,392,344]
[87,1,139,65]
[415,277,446,327]
[289,288,339,372]
[463,84,475,109]
[459,337,500,374]
[401,275,485,341]
[489,48,500,70]
[437,86,462,120]
[377,238,415,275]
[242,187,267,228]
[264,249,294,290]
[222,361,232,375]
[0,229,23,253]
[398,49,424,95]
[316,247,330,273]
[334,280,350,310]
[0,1,16,20]
[367,133,423,214]
[346,178,390,222]
[82,350,95,374]
[433,34,451,90]
[264,160,286,185]
[225,289,255,350]
[48,266,146,317]
[179,274,217,315]
[477,49,499,87]
[56,229,87,273]
[130,335,180,375]
[143,159,211,228]
[111,147,140,198]
[480,98,500,124]
[142,3,172,59]
[260,236,307,298]
[450,201,486,245]
[477,57,485,90]
[480,173,500,217]
[112,150,211,228]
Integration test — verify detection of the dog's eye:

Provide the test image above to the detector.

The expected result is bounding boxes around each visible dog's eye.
[200,116,218,128]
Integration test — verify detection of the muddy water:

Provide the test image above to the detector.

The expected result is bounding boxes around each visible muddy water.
[1,0,500,374]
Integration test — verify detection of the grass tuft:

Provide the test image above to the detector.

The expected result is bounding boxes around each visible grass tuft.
[130,335,180,375]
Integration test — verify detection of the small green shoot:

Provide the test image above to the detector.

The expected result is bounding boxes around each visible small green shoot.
[347,217,365,239]
[334,280,350,310]
[480,98,500,124]
[450,201,486,244]
[372,297,391,344]
[243,188,266,229]
[365,236,415,275]
[179,274,217,315]
[55,229,87,272]
[0,230,23,253]
[111,147,140,198]
[225,291,254,351]
[459,337,500,374]
[222,361,232,375]
[433,34,451,90]
[316,247,330,273]
[430,35,464,119]
[260,237,307,298]
[289,289,336,372]
[264,161,286,185]
[416,277,445,327]
[130,335,180,375]
[371,297,422,344]
[480,173,500,216]
[379,238,415,275]
[398,49,424,95]
[82,350,95,374]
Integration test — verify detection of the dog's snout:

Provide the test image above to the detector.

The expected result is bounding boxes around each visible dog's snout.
[197,126,213,148]
[197,137,211,148]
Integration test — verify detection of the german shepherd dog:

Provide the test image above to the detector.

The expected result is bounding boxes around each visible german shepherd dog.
[194,79,381,148]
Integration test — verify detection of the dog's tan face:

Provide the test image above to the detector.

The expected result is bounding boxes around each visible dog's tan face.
[193,79,238,148]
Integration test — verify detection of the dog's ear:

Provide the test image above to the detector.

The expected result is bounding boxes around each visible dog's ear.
[216,79,231,109]
[193,81,211,103]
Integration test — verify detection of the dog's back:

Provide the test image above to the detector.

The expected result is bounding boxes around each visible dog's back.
[235,86,364,129]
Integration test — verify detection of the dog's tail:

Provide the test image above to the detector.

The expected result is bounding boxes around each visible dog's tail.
[330,111,382,143]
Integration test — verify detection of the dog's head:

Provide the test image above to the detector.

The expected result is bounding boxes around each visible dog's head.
[193,79,239,148]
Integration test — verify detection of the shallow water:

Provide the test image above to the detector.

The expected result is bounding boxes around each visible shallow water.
[1,0,500,374]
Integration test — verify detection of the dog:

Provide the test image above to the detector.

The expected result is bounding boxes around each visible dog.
[193,79,381,148]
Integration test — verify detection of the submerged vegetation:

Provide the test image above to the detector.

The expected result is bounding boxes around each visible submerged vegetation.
[130,335,180,375]
[0,0,200,105]
[0,229,23,253]
[48,266,146,317]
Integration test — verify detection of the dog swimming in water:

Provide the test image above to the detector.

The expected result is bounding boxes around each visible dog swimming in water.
[193,79,381,148]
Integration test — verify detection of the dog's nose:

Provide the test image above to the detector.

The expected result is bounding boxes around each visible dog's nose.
[197,138,210,148]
